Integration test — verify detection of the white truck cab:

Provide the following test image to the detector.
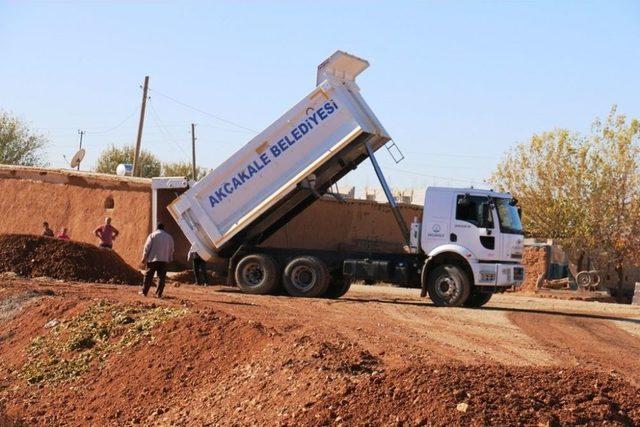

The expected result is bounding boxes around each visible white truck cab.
[413,187,524,305]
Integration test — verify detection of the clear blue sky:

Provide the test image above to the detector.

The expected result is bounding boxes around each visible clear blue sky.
[1,1,639,189]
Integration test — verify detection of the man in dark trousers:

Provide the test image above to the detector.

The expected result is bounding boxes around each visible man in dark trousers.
[94,216,119,249]
[188,244,209,286]
[140,223,174,298]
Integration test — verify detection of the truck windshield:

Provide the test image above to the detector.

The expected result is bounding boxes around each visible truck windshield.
[495,198,523,234]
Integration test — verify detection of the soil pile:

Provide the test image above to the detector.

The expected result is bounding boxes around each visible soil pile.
[1,288,639,426]
[2,279,640,426]
[0,234,142,285]
[521,246,548,291]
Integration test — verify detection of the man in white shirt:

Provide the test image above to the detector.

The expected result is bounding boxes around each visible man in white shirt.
[140,223,174,298]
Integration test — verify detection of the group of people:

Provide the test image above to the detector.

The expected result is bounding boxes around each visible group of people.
[41,222,70,240]
[40,216,209,299]
[41,217,119,247]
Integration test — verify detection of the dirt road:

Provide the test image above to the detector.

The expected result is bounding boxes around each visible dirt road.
[1,278,639,426]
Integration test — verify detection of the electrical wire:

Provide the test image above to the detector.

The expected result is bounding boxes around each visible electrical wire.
[85,108,139,135]
[379,165,482,185]
[147,99,191,160]
[148,87,257,134]
[403,150,501,160]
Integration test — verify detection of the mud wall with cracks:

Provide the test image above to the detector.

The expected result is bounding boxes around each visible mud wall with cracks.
[0,166,152,267]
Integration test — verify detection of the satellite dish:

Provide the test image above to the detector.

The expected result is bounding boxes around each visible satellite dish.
[116,163,133,176]
[70,149,86,169]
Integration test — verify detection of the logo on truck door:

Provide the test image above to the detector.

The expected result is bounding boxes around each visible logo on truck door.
[208,100,340,209]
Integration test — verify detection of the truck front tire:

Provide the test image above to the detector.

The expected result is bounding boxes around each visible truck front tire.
[283,256,330,297]
[463,290,493,308]
[426,265,471,307]
[235,254,279,295]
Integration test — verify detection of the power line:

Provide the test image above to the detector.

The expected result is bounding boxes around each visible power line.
[85,108,139,135]
[403,150,502,160]
[379,165,482,185]
[147,99,191,160]
[148,87,257,134]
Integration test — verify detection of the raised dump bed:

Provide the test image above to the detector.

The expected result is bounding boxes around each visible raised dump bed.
[168,51,390,259]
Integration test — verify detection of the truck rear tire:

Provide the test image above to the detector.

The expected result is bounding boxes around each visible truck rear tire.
[426,265,471,307]
[324,277,351,299]
[283,256,330,298]
[235,254,279,295]
[463,290,492,308]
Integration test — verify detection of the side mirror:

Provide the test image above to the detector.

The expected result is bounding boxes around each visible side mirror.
[517,207,522,219]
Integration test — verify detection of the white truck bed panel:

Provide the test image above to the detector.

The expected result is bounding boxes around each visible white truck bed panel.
[169,51,391,259]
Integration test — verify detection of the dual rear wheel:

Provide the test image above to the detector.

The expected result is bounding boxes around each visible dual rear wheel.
[235,254,349,298]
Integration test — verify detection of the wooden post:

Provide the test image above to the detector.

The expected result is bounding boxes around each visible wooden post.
[191,123,197,180]
[133,76,149,177]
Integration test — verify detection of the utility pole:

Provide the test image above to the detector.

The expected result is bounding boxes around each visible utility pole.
[133,75,149,177]
[77,130,85,171]
[191,123,197,180]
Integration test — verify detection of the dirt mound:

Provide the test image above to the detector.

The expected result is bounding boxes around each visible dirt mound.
[1,290,639,426]
[0,234,142,285]
[297,364,640,426]
[2,280,640,426]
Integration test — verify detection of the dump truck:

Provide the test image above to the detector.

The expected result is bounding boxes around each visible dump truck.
[159,50,524,307]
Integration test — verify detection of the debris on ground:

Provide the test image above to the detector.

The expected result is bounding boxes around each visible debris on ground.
[169,269,217,285]
[0,234,142,284]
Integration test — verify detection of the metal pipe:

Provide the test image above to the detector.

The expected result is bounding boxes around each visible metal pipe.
[365,142,411,247]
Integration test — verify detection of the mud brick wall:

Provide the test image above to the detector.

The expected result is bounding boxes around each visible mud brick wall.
[0,166,152,267]
[520,246,549,291]
[0,166,424,267]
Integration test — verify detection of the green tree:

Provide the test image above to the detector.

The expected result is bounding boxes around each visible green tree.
[0,111,48,166]
[490,106,640,286]
[94,145,161,178]
[162,161,207,180]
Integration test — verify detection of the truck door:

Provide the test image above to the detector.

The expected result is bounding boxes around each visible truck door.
[452,194,497,260]
[494,197,525,262]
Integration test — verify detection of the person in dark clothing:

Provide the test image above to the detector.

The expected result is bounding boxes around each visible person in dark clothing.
[139,223,174,298]
[188,244,209,286]
[42,222,54,237]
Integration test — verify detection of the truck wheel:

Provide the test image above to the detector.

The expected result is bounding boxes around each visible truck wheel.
[426,265,471,307]
[283,256,330,297]
[324,277,352,299]
[463,290,493,308]
[235,254,279,295]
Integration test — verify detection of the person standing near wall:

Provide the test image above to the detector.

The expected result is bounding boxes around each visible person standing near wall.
[57,227,70,240]
[42,222,54,237]
[94,217,119,249]
[140,223,174,298]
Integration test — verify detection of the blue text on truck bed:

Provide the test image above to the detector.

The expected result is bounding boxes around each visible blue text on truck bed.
[208,100,340,209]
